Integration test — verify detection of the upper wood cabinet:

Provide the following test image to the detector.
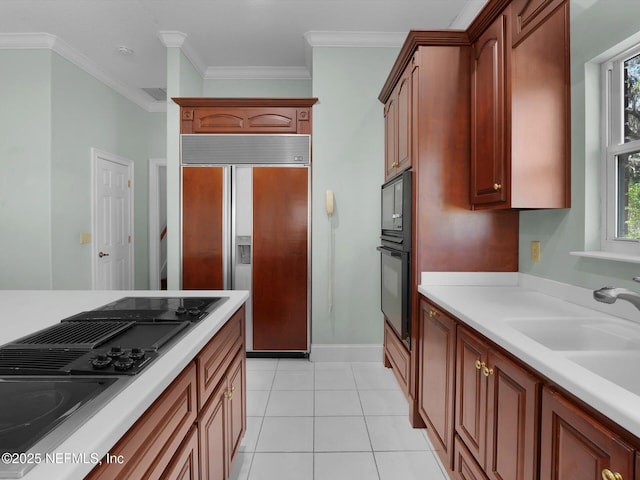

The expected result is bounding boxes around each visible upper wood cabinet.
[509,0,571,209]
[510,0,566,45]
[173,98,318,135]
[471,0,571,209]
[384,57,415,180]
[470,14,508,206]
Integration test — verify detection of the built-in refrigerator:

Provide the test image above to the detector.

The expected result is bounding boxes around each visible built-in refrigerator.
[181,134,310,354]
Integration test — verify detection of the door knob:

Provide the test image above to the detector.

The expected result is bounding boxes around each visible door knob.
[98,252,110,258]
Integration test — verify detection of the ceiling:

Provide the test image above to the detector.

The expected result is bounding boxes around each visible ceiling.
[0,0,491,109]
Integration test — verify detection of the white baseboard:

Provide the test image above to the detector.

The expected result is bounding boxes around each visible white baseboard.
[310,344,383,362]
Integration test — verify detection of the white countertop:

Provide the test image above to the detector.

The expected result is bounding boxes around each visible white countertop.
[418,273,640,440]
[0,290,249,480]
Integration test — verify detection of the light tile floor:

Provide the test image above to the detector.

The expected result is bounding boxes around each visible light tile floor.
[230,358,451,480]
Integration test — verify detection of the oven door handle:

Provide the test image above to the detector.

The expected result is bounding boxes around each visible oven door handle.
[377,246,403,257]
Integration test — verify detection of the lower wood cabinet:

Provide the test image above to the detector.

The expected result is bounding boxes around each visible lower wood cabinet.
[86,305,246,480]
[161,426,200,480]
[383,320,410,397]
[86,363,198,480]
[454,436,489,480]
[419,293,640,480]
[199,350,245,480]
[540,387,634,480]
[417,299,456,468]
[455,327,540,480]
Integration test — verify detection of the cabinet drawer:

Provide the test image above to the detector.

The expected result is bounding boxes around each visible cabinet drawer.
[197,306,245,410]
[384,320,410,395]
[87,363,198,480]
[160,426,200,480]
[454,435,489,480]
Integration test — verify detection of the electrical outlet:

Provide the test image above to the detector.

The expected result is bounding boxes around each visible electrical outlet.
[530,241,541,262]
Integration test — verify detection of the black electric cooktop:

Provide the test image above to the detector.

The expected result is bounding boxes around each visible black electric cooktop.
[63,296,227,322]
[0,295,229,477]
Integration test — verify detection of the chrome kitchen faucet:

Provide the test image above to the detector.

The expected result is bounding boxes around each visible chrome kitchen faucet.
[594,277,640,311]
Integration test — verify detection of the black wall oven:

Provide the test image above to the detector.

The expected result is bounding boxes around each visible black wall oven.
[378,170,412,348]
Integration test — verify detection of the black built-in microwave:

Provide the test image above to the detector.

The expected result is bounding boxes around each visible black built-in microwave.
[380,170,412,251]
[378,170,412,347]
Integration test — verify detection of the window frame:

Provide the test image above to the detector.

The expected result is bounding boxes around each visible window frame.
[601,43,640,255]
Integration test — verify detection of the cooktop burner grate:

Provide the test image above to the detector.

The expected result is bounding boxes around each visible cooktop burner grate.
[10,321,134,349]
[0,349,89,374]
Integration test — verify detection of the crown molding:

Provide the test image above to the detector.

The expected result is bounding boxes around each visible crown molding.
[0,33,164,113]
[158,30,206,77]
[449,0,489,29]
[204,66,311,80]
[304,31,406,48]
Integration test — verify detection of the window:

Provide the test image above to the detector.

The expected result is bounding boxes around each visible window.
[602,46,640,254]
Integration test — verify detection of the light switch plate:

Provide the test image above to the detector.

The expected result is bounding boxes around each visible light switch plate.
[80,232,92,244]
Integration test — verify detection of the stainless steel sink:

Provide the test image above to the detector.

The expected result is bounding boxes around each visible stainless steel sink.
[505,317,640,351]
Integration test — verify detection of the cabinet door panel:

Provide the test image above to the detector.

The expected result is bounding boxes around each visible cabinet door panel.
[470,15,507,206]
[455,328,488,466]
[418,300,456,465]
[227,351,246,467]
[192,107,298,133]
[384,96,398,179]
[486,350,539,480]
[540,388,634,480]
[396,71,411,172]
[510,2,570,208]
[511,0,565,46]
[182,166,224,289]
[199,380,227,480]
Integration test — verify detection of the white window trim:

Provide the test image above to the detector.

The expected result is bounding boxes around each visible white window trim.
[600,43,640,256]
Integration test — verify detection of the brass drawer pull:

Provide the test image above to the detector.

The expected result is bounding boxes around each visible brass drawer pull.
[602,469,623,480]
[493,183,502,191]
[475,360,483,370]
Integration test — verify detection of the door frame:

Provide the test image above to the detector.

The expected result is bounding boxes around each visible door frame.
[91,148,135,289]
[149,158,167,290]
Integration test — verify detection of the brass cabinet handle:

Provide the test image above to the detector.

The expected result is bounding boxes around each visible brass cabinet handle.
[475,360,483,370]
[482,365,494,377]
[493,183,502,191]
[224,387,234,400]
[428,309,439,318]
[602,469,623,480]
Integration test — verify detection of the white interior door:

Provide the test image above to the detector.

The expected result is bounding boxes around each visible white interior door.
[92,148,134,290]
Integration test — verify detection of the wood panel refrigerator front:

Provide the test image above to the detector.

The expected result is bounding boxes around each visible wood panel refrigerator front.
[252,167,308,351]
[182,166,308,351]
